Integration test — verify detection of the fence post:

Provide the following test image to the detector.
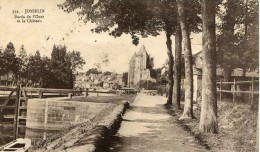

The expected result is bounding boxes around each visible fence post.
[87,88,89,97]
[39,90,43,98]
[251,77,254,105]
[14,85,20,139]
[68,93,73,99]
[43,100,48,140]
[233,79,236,102]
[220,79,222,101]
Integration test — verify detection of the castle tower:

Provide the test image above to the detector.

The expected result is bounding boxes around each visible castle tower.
[128,45,155,88]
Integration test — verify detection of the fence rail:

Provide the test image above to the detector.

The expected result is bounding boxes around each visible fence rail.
[217,77,258,104]
[0,86,17,91]
[217,80,259,84]
[217,89,259,94]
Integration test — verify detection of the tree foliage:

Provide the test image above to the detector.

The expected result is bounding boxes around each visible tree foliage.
[17,45,28,83]
[48,45,85,89]
[217,0,259,78]
[86,68,102,76]
[27,50,47,87]
[0,42,85,88]
[59,0,161,45]
[1,42,19,76]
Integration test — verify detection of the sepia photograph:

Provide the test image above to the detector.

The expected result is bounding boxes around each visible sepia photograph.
[0,0,259,151]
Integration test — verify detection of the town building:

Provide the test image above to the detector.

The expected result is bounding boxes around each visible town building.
[128,45,156,88]
[74,72,124,90]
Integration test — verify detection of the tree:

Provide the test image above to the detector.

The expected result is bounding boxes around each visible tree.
[145,0,183,105]
[217,0,242,82]
[40,56,52,87]
[199,0,218,133]
[65,50,86,88]
[49,45,68,88]
[17,45,28,85]
[173,22,182,109]
[217,0,258,80]
[66,50,86,72]
[173,0,201,110]
[0,47,5,85]
[165,24,174,105]
[49,45,85,89]
[103,71,112,76]
[86,68,102,76]
[27,50,44,87]
[152,0,178,105]
[139,80,157,90]
[216,0,258,101]
[2,42,19,85]
[177,0,194,119]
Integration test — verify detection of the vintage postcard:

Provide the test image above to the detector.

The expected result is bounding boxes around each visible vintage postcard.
[0,0,258,151]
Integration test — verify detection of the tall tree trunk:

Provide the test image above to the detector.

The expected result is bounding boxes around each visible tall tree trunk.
[173,23,182,109]
[199,0,218,134]
[165,30,174,106]
[177,0,194,119]
[221,0,236,90]
[240,0,248,102]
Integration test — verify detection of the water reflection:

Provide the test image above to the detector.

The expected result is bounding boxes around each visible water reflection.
[0,122,16,146]
[25,128,58,147]
[0,121,59,148]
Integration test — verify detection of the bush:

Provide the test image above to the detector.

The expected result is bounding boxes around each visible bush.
[157,85,168,96]
[138,80,157,90]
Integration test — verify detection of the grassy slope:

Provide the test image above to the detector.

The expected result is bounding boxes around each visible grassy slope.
[175,100,258,152]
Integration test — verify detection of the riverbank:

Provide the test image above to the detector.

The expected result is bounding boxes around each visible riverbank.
[173,100,258,152]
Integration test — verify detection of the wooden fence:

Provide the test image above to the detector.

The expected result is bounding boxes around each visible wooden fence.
[217,77,259,104]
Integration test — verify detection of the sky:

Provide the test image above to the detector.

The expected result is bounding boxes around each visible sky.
[0,0,202,74]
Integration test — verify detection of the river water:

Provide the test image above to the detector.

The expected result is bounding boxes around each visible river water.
[0,120,59,147]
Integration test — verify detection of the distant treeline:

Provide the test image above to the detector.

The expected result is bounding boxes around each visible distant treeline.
[0,42,85,89]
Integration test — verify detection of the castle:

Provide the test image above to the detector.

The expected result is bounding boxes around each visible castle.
[128,45,155,88]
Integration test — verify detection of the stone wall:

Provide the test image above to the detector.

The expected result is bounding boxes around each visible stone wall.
[60,100,130,152]
[34,100,130,152]
[26,99,109,130]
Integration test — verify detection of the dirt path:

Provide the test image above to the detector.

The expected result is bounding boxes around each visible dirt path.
[110,94,208,152]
